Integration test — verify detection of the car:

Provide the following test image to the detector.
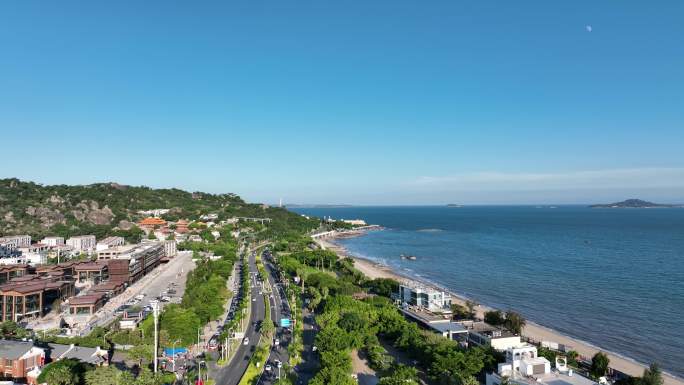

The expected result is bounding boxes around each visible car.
[252,298,256,302]
[161,296,171,302]
[274,338,279,346]
[275,359,282,368]
[243,337,249,345]
[135,294,145,300]
[265,364,272,372]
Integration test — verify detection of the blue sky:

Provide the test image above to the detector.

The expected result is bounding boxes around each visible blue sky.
[1,1,683,204]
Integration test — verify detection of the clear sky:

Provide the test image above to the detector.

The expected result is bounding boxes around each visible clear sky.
[1,1,683,205]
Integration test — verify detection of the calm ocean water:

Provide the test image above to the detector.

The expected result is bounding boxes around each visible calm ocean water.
[292,206,684,377]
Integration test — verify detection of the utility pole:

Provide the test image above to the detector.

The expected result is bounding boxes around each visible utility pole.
[152,302,159,373]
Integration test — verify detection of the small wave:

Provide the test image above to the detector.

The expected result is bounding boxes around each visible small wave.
[416,228,444,232]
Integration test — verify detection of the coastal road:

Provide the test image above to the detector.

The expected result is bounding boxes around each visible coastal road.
[257,254,291,384]
[212,250,266,385]
[294,306,319,384]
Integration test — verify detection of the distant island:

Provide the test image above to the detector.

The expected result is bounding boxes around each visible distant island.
[590,199,681,208]
[446,204,463,207]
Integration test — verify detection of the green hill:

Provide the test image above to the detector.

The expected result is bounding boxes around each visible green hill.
[0,178,317,241]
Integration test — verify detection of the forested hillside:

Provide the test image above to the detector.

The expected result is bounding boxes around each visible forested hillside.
[0,178,318,240]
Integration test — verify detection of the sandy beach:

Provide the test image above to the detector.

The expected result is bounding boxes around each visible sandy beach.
[316,237,684,385]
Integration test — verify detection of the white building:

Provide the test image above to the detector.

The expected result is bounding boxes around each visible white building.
[458,320,524,351]
[41,236,65,247]
[96,236,125,251]
[342,219,367,226]
[0,235,32,248]
[17,244,49,265]
[486,345,595,385]
[200,213,219,221]
[66,235,97,253]
[137,208,170,217]
[396,282,452,313]
[163,240,177,258]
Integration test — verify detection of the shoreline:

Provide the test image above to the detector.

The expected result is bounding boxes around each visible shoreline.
[315,236,684,385]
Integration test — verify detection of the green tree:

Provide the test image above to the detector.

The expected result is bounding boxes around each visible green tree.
[590,352,610,378]
[85,366,131,385]
[44,365,79,385]
[128,344,154,367]
[484,310,505,326]
[504,311,526,335]
[465,300,477,319]
[641,363,664,385]
[450,303,471,320]
[379,364,420,385]
[37,359,89,385]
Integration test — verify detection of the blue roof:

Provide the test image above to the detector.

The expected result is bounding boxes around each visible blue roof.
[164,347,187,356]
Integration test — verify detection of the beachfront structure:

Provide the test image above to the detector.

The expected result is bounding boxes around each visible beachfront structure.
[0,235,32,248]
[458,320,523,351]
[342,219,367,226]
[0,340,45,385]
[40,236,64,247]
[96,236,124,251]
[486,344,596,385]
[399,306,469,341]
[66,235,96,253]
[395,282,452,313]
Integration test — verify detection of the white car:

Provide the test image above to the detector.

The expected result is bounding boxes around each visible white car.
[243,337,249,345]
[265,364,272,372]
[274,338,279,346]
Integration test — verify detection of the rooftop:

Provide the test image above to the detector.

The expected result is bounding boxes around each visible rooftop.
[0,340,35,359]
[69,293,105,305]
[498,370,597,385]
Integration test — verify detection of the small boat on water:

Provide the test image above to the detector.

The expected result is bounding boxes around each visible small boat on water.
[400,254,417,260]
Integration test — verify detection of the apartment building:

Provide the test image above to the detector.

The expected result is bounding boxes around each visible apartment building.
[40,237,64,247]
[66,235,96,253]
[95,236,124,251]
[0,235,31,248]
[395,281,452,313]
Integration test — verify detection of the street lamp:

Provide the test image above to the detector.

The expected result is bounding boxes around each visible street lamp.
[152,302,159,373]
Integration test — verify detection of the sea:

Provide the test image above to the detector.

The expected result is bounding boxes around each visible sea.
[290,205,684,378]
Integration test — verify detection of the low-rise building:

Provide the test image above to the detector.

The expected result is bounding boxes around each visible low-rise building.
[47,343,108,366]
[66,235,97,253]
[40,237,65,247]
[399,306,468,341]
[0,340,45,385]
[68,292,106,315]
[458,320,523,351]
[17,244,49,265]
[486,344,595,385]
[95,236,125,251]
[138,217,167,230]
[0,265,29,284]
[0,278,75,322]
[395,281,452,313]
[74,262,109,284]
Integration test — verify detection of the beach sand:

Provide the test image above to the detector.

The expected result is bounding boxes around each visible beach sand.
[316,237,683,385]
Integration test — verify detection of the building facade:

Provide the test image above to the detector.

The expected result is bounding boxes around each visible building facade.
[66,235,97,253]
[0,235,32,248]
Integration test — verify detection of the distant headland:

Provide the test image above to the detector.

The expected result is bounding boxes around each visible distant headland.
[590,199,681,208]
